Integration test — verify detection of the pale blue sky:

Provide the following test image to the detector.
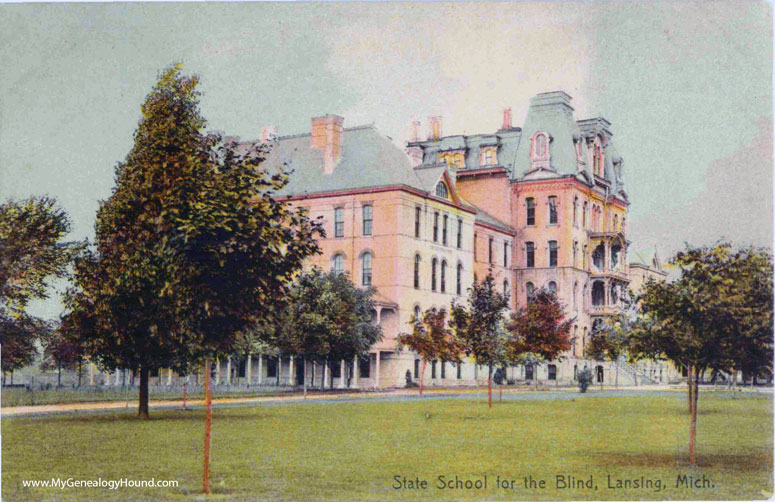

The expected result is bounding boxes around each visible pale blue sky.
[0,2,771,318]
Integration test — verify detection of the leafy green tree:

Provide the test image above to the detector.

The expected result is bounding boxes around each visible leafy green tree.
[450,274,509,408]
[276,269,382,395]
[41,322,86,387]
[628,242,773,465]
[397,307,462,396]
[0,196,79,377]
[66,64,322,422]
[506,288,573,385]
[585,312,633,389]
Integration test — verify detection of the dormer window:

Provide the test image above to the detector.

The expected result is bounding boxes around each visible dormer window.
[530,132,551,170]
[435,181,449,200]
[481,148,497,166]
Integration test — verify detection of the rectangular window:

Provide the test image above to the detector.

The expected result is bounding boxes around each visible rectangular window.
[549,241,558,267]
[548,364,557,381]
[266,357,278,378]
[334,208,344,238]
[414,359,420,379]
[442,215,448,245]
[415,207,421,238]
[526,242,535,268]
[526,198,535,226]
[456,362,462,379]
[473,233,477,260]
[362,205,373,236]
[488,237,493,264]
[331,361,341,378]
[548,196,558,225]
[525,364,534,380]
[433,212,439,242]
[504,243,509,267]
[457,219,462,248]
[359,356,371,378]
[441,361,446,379]
[431,360,437,379]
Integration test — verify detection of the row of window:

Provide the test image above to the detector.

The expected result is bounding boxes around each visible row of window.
[333,205,373,238]
[332,252,372,286]
[524,241,558,268]
[416,206,464,248]
[473,233,510,267]
[412,360,558,381]
[414,255,463,295]
[523,195,625,233]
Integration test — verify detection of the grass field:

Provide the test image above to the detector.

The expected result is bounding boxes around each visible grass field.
[3,392,772,501]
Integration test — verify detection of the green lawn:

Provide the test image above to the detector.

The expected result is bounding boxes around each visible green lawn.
[3,393,772,501]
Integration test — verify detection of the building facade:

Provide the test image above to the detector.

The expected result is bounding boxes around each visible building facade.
[27,92,678,390]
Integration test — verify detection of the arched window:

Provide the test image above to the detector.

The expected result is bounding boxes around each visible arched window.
[593,243,605,269]
[362,205,373,236]
[431,258,438,291]
[440,260,447,293]
[526,282,535,302]
[435,182,449,199]
[332,253,344,275]
[526,198,535,226]
[456,263,463,295]
[572,240,578,267]
[503,279,509,297]
[361,252,373,286]
[433,212,439,242]
[533,133,549,160]
[442,215,448,245]
[548,281,557,295]
[582,201,588,229]
[610,283,619,305]
[414,254,421,289]
[488,237,493,264]
[526,242,535,268]
[414,305,421,321]
[592,281,605,306]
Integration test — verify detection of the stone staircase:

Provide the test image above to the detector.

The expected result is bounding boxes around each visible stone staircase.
[613,360,659,385]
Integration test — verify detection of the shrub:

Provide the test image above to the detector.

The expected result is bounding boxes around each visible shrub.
[578,368,593,393]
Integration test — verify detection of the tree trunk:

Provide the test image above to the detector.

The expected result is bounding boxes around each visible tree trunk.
[138,366,150,419]
[499,384,502,402]
[488,366,493,409]
[183,380,187,410]
[420,359,426,396]
[303,359,308,399]
[687,365,694,416]
[58,365,62,387]
[615,364,619,389]
[203,360,212,494]
[689,368,699,465]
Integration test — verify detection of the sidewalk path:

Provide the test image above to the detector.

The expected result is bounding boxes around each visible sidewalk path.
[3,385,770,418]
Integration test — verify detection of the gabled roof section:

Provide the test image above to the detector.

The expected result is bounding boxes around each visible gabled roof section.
[413,164,447,193]
[249,125,427,197]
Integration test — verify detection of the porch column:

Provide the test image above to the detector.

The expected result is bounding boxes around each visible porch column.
[375,352,381,389]
[312,361,317,388]
[246,355,252,385]
[289,356,295,387]
[339,359,346,389]
[323,361,329,388]
[257,354,263,385]
[167,368,172,385]
[352,356,359,388]
[104,370,110,385]
[277,356,283,386]
[215,358,221,385]
[226,357,232,385]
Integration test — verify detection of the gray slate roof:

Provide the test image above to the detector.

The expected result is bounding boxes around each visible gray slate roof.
[249,125,428,197]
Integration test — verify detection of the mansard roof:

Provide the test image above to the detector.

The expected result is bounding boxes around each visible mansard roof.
[406,91,627,201]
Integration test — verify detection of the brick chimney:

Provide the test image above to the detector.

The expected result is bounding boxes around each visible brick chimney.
[409,120,421,142]
[260,125,277,143]
[311,114,344,174]
[428,116,442,140]
[502,107,512,130]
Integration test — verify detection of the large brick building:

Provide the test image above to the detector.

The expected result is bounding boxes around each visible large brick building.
[32,91,674,389]
[233,90,675,389]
